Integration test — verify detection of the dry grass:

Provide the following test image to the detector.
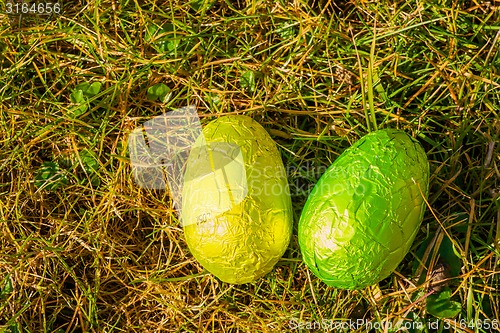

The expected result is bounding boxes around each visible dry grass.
[0,0,499,332]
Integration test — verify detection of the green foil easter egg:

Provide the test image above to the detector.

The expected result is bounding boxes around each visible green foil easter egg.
[181,115,292,284]
[298,129,430,289]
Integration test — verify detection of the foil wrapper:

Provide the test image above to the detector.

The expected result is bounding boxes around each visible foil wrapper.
[181,115,293,284]
[298,129,430,289]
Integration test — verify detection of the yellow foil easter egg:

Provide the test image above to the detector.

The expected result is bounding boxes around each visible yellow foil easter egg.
[181,115,292,284]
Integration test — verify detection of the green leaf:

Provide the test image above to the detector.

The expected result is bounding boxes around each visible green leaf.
[74,81,101,96]
[34,162,68,191]
[147,83,171,102]
[145,23,181,54]
[8,324,19,333]
[74,82,90,94]
[145,23,163,42]
[156,40,168,53]
[85,82,102,96]
[71,105,88,118]
[79,150,99,174]
[69,89,89,118]
[426,287,462,318]
[240,70,256,93]
[166,39,180,53]
[190,0,214,12]
[1,277,13,299]
[413,235,462,282]
[70,89,85,104]
[79,150,101,186]
[69,82,101,118]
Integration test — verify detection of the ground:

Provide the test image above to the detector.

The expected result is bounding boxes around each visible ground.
[0,0,499,332]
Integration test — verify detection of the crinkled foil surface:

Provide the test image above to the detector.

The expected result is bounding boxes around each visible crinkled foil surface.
[298,129,430,289]
[182,115,292,284]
